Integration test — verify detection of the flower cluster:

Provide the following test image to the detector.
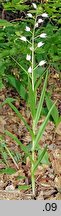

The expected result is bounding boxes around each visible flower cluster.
[20,2,48,73]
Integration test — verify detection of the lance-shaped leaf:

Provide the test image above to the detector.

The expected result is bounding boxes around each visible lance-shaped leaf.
[5,145,19,169]
[35,70,46,91]
[0,97,16,105]
[7,75,27,100]
[32,145,47,174]
[11,57,31,78]
[45,94,59,126]
[5,130,34,164]
[34,101,57,148]
[0,98,34,139]
[34,71,48,127]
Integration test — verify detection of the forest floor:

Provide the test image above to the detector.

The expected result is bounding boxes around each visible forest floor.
[0,70,61,200]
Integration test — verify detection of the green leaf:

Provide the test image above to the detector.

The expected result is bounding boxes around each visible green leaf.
[34,71,48,127]
[0,168,16,175]
[8,101,34,139]
[34,101,57,148]
[18,185,31,190]
[0,98,34,139]
[33,146,47,173]
[11,57,30,77]
[35,70,46,91]
[17,176,26,180]
[5,130,34,164]
[0,19,12,27]
[45,94,59,125]
[0,150,8,166]
[12,0,21,3]
[0,79,4,90]
[1,97,16,105]
[28,79,36,118]
[7,75,27,100]
[38,148,49,165]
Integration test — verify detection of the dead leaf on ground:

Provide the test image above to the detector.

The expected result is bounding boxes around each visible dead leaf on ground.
[55,123,61,136]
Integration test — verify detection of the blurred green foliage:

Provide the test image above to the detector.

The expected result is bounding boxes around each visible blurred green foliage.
[0,0,61,93]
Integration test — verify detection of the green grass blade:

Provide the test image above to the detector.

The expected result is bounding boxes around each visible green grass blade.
[34,101,57,148]
[5,145,19,169]
[0,148,8,166]
[33,145,47,173]
[5,130,34,164]
[34,71,48,127]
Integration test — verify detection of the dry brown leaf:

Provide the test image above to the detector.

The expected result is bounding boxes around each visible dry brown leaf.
[55,193,61,200]
[55,123,61,136]
[54,176,61,191]
[52,149,61,174]
[0,116,6,133]
[37,191,44,200]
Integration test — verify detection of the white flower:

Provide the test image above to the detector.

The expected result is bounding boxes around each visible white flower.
[26,54,31,61]
[32,3,37,9]
[40,33,47,38]
[42,13,48,18]
[30,47,32,51]
[3,26,6,29]
[27,13,32,18]
[25,26,30,32]
[35,22,38,28]
[20,36,27,42]
[39,60,46,66]
[37,41,44,48]
[38,18,43,24]
[28,66,32,73]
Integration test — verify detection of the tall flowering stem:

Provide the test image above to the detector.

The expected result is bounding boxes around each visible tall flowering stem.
[31,16,37,197]
[32,31,34,92]
[10,3,48,197]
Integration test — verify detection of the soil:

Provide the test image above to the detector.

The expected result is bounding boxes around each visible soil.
[0,71,61,200]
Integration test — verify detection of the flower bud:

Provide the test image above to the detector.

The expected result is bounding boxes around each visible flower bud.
[37,41,44,48]
[28,66,32,73]
[39,60,46,66]
[32,3,37,9]
[40,33,47,38]
[42,13,48,18]
[26,54,31,61]
[20,36,27,42]
[27,13,32,18]
[38,18,43,24]
[25,26,30,32]
[35,22,38,28]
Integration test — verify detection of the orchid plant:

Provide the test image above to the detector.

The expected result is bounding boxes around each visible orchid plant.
[1,3,56,197]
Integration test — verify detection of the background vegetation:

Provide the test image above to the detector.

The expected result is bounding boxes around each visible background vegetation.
[0,0,61,93]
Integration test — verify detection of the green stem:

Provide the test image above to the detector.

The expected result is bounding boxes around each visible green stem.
[31,18,37,196]
[32,31,34,92]
[31,123,35,196]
